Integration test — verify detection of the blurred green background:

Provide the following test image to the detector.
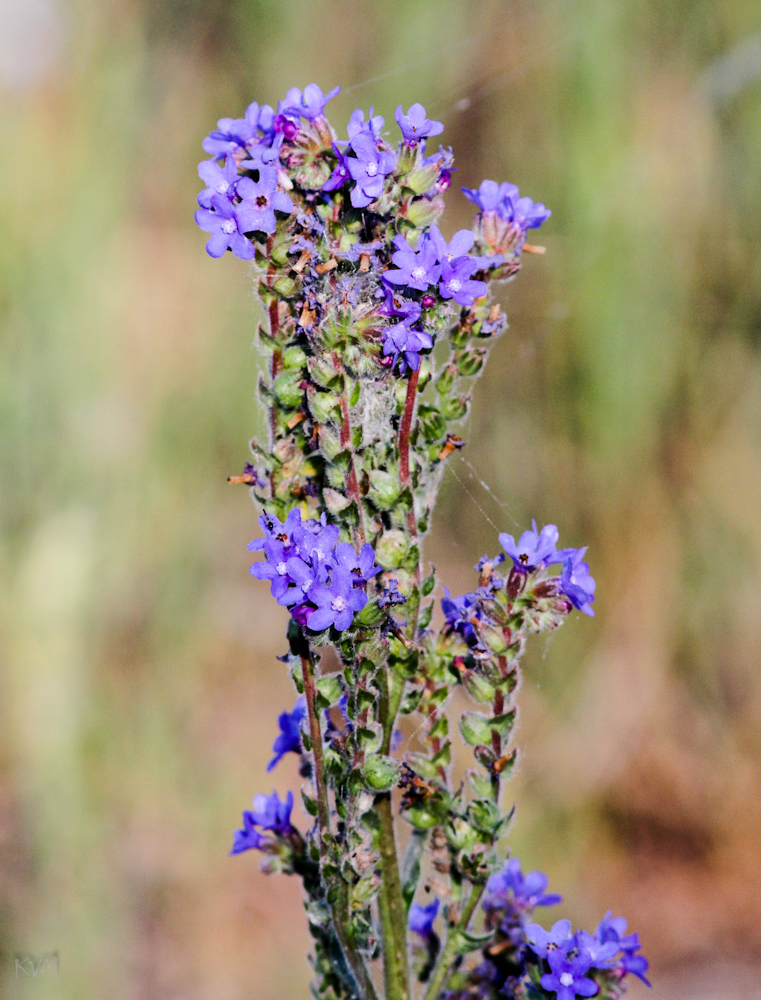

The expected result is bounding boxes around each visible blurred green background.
[2,0,761,997]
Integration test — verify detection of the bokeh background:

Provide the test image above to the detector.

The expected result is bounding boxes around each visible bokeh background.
[2,0,761,997]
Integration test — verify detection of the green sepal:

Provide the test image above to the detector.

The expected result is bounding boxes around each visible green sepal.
[323,487,351,514]
[404,161,442,195]
[353,598,386,628]
[315,673,345,710]
[301,788,319,817]
[459,711,492,747]
[462,671,495,703]
[467,769,493,799]
[454,929,495,954]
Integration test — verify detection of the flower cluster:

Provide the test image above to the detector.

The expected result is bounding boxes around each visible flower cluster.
[196,82,649,1000]
[248,509,378,633]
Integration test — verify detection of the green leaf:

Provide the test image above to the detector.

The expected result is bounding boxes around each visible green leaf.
[422,569,436,597]
[459,711,492,747]
[362,754,401,791]
[349,380,361,407]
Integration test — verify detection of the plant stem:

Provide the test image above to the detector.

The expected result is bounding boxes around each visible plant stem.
[399,367,420,552]
[300,650,378,1000]
[422,883,486,1000]
[337,361,366,546]
[376,792,410,1000]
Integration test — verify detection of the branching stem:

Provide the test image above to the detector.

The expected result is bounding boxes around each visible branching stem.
[300,649,378,1000]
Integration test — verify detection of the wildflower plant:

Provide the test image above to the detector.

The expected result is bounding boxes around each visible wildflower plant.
[196,83,648,1000]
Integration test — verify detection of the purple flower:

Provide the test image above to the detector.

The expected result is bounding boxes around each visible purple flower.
[249,536,294,602]
[441,586,479,641]
[194,194,256,260]
[540,948,598,1000]
[525,919,574,958]
[409,899,440,940]
[461,179,519,215]
[508,193,551,231]
[197,155,239,209]
[250,788,295,832]
[323,143,351,192]
[557,547,596,617]
[279,83,340,122]
[395,103,444,145]
[230,789,295,855]
[307,567,368,632]
[499,521,559,573]
[462,179,551,233]
[378,579,407,609]
[382,319,433,373]
[236,169,294,235]
[229,812,269,855]
[483,858,562,913]
[202,102,261,157]
[428,224,475,262]
[348,107,384,141]
[384,234,441,291]
[267,698,307,771]
[346,130,397,209]
[438,257,487,306]
[574,930,620,969]
[595,913,650,987]
[334,542,381,584]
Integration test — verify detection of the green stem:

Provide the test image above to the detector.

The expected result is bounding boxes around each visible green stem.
[422,883,486,1000]
[376,793,410,1000]
[300,650,379,1000]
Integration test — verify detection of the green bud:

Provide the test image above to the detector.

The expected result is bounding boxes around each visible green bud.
[354,598,386,628]
[362,754,401,792]
[375,530,408,570]
[404,161,442,195]
[282,346,308,370]
[323,487,351,514]
[273,370,304,409]
[368,469,401,510]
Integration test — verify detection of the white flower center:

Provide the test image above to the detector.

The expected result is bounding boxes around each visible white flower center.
[448,278,462,292]
[559,973,574,988]
[412,266,426,280]
[276,561,287,575]
[221,219,236,234]
[332,595,348,612]
[216,181,229,193]
[366,161,378,177]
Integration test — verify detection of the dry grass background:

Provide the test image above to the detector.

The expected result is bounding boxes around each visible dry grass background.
[2,0,761,997]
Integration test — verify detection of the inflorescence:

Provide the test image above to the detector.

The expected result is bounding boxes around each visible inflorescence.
[198,82,646,1000]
